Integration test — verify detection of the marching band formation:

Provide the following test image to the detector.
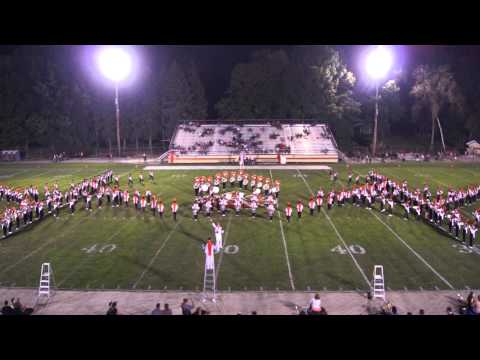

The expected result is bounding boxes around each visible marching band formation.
[0,170,178,238]
[191,169,480,248]
[1,167,478,248]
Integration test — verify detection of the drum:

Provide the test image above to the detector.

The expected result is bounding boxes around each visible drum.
[201,184,209,192]
[212,186,220,194]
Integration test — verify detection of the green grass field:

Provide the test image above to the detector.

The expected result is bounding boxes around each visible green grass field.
[0,161,479,292]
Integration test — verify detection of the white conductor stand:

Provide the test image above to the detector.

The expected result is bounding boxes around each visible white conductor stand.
[372,265,386,301]
[37,263,55,305]
[202,244,216,303]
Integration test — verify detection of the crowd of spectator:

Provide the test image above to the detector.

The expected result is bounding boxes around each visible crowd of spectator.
[52,152,67,162]
[1,298,34,315]
[3,292,480,315]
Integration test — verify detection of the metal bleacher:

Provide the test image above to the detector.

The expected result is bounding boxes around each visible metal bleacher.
[169,121,339,164]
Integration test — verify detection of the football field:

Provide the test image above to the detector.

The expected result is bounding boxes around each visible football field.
[0,161,480,292]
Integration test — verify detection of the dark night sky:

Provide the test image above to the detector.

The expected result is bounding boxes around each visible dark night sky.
[3,45,480,118]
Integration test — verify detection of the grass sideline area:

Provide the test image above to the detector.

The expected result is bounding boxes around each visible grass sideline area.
[0,161,479,293]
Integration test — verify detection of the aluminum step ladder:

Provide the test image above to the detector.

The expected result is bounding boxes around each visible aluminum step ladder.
[38,263,53,299]
[372,265,386,301]
[202,258,216,303]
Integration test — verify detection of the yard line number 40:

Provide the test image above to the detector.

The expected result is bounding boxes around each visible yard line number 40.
[82,244,117,254]
[330,244,366,255]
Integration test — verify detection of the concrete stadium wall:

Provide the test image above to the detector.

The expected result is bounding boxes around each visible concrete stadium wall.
[171,154,338,164]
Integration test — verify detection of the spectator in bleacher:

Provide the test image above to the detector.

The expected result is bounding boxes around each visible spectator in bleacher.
[151,303,162,315]
[446,307,455,315]
[106,301,118,315]
[474,295,480,314]
[162,303,172,315]
[419,309,425,315]
[307,294,322,314]
[181,298,194,315]
[12,298,24,313]
[192,307,203,315]
[1,300,13,315]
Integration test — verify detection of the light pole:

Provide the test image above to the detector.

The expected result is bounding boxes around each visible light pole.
[365,46,392,157]
[115,83,120,158]
[97,47,132,157]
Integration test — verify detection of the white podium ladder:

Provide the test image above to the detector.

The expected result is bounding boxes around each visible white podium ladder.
[202,258,216,303]
[38,263,54,302]
[372,265,386,301]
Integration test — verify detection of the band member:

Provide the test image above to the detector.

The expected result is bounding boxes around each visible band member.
[469,224,477,247]
[309,196,315,216]
[222,172,228,189]
[237,172,243,187]
[327,193,334,210]
[38,202,44,219]
[263,180,270,196]
[53,201,60,218]
[387,198,394,217]
[242,174,249,190]
[250,175,256,192]
[251,200,258,218]
[128,174,133,186]
[133,192,139,209]
[140,196,147,212]
[348,172,353,185]
[212,221,224,252]
[139,173,144,185]
[151,196,157,215]
[97,192,103,209]
[149,171,155,182]
[316,194,323,212]
[234,197,241,216]
[403,203,410,220]
[86,194,92,211]
[192,201,200,221]
[296,200,304,219]
[203,198,211,218]
[413,204,421,220]
[123,190,129,207]
[205,238,214,270]
[285,202,292,222]
[267,202,275,221]
[171,199,178,221]
[194,178,200,196]
[157,200,165,218]
[229,172,236,188]
[146,190,152,204]
[220,197,228,217]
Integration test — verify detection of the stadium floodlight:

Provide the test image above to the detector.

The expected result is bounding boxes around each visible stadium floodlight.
[97,47,132,83]
[365,46,393,157]
[365,45,392,80]
[96,46,133,157]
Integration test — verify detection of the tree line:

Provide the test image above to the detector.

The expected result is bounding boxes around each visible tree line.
[0,45,478,157]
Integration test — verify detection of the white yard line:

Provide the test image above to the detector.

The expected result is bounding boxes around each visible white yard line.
[270,169,296,291]
[56,224,128,288]
[296,169,371,289]
[132,220,182,289]
[369,210,454,290]
[276,210,296,291]
[214,214,233,283]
